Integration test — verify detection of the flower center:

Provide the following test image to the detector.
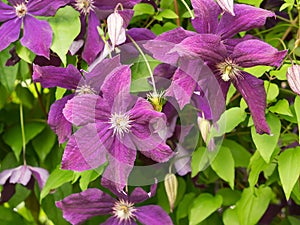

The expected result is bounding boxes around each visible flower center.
[15,3,27,18]
[74,0,95,15]
[112,199,136,222]
[75,84,97,95]
[109,112,132,136]
[216,58,241,82]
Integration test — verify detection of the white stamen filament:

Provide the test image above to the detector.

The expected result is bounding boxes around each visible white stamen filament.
[112,199,136,222]
[75,84,97,95]
[74,0,95,15]
[217,58,241,82]
[15,3,27,18]
[109,112,132,136]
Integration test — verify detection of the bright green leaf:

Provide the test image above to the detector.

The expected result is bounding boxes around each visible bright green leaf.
[176,193,196,223]
[77,164,107,191]
[191,147,216,177]
[48,6,80,65]
[0,206,28,225]
[133,3,155,16]
[248,151,269,187]
[251,113,281,163]
[189,193,223,225]
[226,84,236,105]
[265,81,279,102]
[211,146,235,189]
[269,99,293,116]
[216,188,241,206]
[236,186,273,225]
[223,208,239,225]
[244,65,272,78]
[55,87,67,100]
[278,147,300,199]
[295,96,300,143]
[270,63,290,80]
[237,0,263,7]
[159,9,178,19]
[15,42,35,63]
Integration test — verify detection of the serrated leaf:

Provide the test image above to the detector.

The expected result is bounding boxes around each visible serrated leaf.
[40,167,74,200]
[269,99,293,116]
[278,147,300,199]
[48,6,80,65]
[236,186,273,225]
[295,96,300,143]
[211,146,235,189]
[189,193,223,225]
[251,113,281,163]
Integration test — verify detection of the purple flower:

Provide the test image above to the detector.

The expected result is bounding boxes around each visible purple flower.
[56,179,173,225]
[61,64,174,190]
[0,165,49,203]
[0,0,68,58]
[32,56,122,143]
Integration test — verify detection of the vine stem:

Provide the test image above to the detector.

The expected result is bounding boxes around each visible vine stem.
[20,103,27,166]
[173,0,180,26]
[126,34,158,95]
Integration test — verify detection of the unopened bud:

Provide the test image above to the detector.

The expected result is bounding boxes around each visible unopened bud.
[287,64,300,96]
[164,173,178,213]
[197,116,211,143]
[216,0,235,16]
[107,12,126,49]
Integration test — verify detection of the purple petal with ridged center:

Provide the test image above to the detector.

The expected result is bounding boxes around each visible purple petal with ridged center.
[82,11,104,65]
[21,15,52,58]
[56,188,115,225]
[28,166,49,190]
[191,0,220,34]
[101,177,127,199]
[135,205,173,225]
[94,0,141,11]
[233,72,270,134]
[0,18,21,51]
[0,2,15,22]
[61,123,110,171]
[8,166,32,186]
[102,65,132,113]
[287,65,300,96]
[232,39,287,68]
[156,27,196,44]
[223,34,257,54]
[217,4,275,39]
[129,182,157,203]
[173,34,227,63]
[48,95,74,144]
[102,136,136,191]
[101,217,137,225]
[33,64,82,89]
[27,0,69,16]
[126,28,156,42]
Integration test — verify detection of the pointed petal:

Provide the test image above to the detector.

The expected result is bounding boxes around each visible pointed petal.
[135,205,173,225]
[129,182,157,203]
[191,0,221,33]
[102,217,137,225]
[0,168,15,185]
[33,64,82,89]
[0,2,15,22]
[217,4,275,39]
[216,0,234,15]
[0,18,21,51]
[126,28,156,42]
[61,123,110,171]
[82,12,104,65]
[232,39,287,68]
[9,166,32,186]
[287,65,300,96]
[48,95,74,144]
[56,188,115,225]
[27,0,69,16]
[21,15,52,58]
[108,12,125,49]
[28,166,49,190]
[233,72,270,134]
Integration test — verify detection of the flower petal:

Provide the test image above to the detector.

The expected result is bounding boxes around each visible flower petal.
[82,11,104,65]
[129,182,157,203]
[33,64,82,89]
[217,4,275,39]
[135,205,173,225]
[9,166,32,186]
[216,0,234,15]
[27,0,69,16]
[0,2,15,22]
[232,39,287,68]
[0,18,21,51]
[28,166,49,190]
[101,217,137,225]
[287,65,300,96]
[48,95,74,144]
[191,0,220,33]
[174,145,192,176]
[107,12,126,49]
[21,15,52,58]
[56,188,115,225]
[61,123,110,171]
[233,72,270,134]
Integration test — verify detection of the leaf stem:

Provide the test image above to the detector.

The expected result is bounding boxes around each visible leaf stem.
[20,103,26,166]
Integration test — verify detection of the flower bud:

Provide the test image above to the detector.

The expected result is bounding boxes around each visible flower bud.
[197,116,211,143]
[216,0,235,16]
[164,173,178,213]
[287,64,300,96]
[107,12,126,49]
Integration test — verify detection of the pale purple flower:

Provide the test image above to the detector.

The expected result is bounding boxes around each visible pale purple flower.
[287,64,300,96]
[0,0,69,58]
[0,165,49,203]
[216,0,235,16]
[56,178,173,225]
[61,64,174,190]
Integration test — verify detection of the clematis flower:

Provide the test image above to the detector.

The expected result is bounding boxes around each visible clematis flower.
[216,0,234,16]
[0,0,68,58]
[287,64,300,96]
[0,165,49,204]
[56,178,173,225]
[62,64,174,190]
[32,56,121,143]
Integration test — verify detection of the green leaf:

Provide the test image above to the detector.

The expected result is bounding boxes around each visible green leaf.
[243,65,272,78]
[288,216,300,225]
[189,193,223,225]
[251,113,281,163]
[76,164,106,191]
[226,84,236,105]
[133,3,155,16]
[154,9,178,21]
[222,139,251,168]
[40,167,74,200]
[0,47,18,93]
[211,147,235,189]
[48,6,80,65]
[237,0,263,7]
[15,84,35,109]
[264,81,279,103]
[3,122,46,161]
[0,83,9,109]
[248,151,270,187]
[223,208,239,225]
[216,188,241,206]
[151,22,178,35]
[278,147,300,199]
[236,186,273,225]
[191,147,218,177]
[15,42,35,63]
[295,96,300,143]
[55,87,67,100]
[270,63,290,80]
[32,126,56,162]
[269,99,293,116]
[0,206,29,225]
[176,193,196,223]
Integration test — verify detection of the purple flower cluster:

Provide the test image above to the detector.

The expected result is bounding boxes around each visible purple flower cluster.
[0,0,288,224]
